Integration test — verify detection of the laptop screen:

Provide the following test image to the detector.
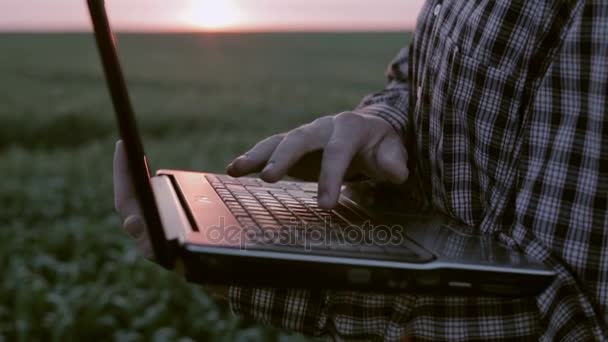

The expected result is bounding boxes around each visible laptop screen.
[87,0,173,267]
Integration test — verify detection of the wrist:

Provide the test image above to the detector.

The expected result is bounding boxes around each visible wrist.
[353,103,407,137]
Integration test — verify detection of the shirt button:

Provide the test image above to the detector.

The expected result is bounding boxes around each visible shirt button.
[433,3,442,16]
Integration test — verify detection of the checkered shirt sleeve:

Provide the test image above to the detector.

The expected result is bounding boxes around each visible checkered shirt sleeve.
[353,45,411,137]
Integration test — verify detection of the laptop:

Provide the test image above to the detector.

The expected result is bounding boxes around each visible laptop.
[87,0,555,296]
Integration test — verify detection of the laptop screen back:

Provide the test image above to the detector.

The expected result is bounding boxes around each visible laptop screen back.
[87,0,173,267]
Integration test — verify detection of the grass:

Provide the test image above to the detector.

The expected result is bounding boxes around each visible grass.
[0,32,411,341]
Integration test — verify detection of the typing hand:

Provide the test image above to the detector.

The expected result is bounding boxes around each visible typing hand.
[227,112,409,209]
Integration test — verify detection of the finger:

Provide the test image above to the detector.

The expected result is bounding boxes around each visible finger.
[124,215,153,259]
[373,135,409,184]
[317,114,364,208]
[123,214,146,239]
[260,117,333,183]
[226,134,284,177]
[114,141,143,219]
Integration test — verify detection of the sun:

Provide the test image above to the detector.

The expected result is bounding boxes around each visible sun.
[182,0,242,31]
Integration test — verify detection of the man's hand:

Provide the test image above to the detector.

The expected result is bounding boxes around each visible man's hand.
[113,141,229,300]
[114,141,153,259]
[113,111,407,298]
[227,112,409,209]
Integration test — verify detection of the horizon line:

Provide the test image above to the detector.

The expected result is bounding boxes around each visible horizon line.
[0,28,413,34]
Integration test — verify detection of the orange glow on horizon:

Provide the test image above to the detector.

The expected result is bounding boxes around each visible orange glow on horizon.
[0,0,424,32]
[181,0,242,31]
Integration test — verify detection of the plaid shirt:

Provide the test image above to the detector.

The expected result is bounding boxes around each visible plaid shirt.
[228,1,608,340]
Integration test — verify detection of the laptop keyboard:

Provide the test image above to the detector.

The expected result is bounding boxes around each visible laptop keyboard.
[205,174,428,262]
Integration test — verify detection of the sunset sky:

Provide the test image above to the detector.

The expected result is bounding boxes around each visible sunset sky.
[0,0,424,32]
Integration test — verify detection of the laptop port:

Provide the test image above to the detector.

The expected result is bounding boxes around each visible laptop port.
[448,281,472,288]
[415,274,440,287]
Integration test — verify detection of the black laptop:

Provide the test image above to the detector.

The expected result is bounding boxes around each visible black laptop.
[88,0,555,296]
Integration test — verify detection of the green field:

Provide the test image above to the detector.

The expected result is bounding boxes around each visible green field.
[0,32,410,341]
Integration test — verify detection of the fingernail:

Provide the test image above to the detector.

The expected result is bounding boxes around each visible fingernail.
[318,191,332,209]
[124,215,145,238]
[262,161,275,174]
[228,155,248,171]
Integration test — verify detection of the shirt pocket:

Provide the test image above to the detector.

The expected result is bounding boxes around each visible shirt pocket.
[445,40,524,184]
[428,26,526,226]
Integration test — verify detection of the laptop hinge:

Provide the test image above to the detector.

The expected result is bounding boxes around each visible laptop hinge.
[150,175,192,243]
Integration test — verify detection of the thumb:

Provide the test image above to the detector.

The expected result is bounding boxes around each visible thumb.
[375,135,409,184]
[123,214,146,239]
[123,215,154,259]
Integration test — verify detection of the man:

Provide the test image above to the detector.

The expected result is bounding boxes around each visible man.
[114,0,608,340]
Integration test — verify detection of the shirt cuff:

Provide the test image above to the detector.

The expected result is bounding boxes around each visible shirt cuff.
[228,286,329,336]
[353,103,408,138]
